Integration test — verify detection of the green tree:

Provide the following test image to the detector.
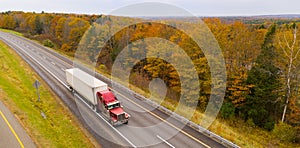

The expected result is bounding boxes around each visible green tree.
[220,102,235,119]
[35,15,43,34]
[244,25,282,130]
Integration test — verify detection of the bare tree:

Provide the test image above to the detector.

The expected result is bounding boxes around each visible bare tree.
[278,24,300,122]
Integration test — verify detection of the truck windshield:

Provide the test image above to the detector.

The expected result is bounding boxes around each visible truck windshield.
[107,102,120,110]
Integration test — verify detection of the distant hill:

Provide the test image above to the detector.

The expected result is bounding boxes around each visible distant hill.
[250,14,300,19]
[200,14,300,25]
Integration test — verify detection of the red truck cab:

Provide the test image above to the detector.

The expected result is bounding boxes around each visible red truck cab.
[97,90,130,125]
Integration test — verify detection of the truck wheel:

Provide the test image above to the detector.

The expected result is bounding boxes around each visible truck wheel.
[124,121,128,124]
[110,120,114,126]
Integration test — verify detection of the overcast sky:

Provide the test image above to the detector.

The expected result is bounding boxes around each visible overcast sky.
[1,0,300,16]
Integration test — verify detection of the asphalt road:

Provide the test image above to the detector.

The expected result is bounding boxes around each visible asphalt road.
[0,100,36,148]
[0,31,228,148]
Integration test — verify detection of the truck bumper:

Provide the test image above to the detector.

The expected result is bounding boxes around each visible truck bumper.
[112,119,129,126]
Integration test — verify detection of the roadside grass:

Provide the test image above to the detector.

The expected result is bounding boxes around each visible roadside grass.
[69,53,299,148]
[126,83,299,147]
[141,87,299,148]
[0,28,23,36]
[0,41,96,147]
[3,29,300,147]
[92,61,300,147]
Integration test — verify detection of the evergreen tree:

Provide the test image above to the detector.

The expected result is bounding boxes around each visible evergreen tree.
[35,15,43,34]
[244,25,282,130]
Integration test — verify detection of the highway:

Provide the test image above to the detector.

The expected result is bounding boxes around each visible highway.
[0,31,228,148]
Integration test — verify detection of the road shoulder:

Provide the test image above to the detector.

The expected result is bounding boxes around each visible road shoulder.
[0,99,36,148]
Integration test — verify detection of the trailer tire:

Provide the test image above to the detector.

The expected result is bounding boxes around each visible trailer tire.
[95,106,99,113]
[93,105,97,112]
[124,121,128,124]
[69,87,74,92]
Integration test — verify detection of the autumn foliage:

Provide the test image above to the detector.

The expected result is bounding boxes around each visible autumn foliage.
[1,11,300,135]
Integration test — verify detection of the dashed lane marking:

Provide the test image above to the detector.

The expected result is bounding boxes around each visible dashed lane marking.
[157,135,175,148]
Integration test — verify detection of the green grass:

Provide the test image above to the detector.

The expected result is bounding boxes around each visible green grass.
[81,56,300,148]
[3,29,299,147]
[93,62,300,148]
[0,28,23,36]
[0,41,96,147]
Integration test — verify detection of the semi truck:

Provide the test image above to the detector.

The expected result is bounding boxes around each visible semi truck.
[65,68,130,125]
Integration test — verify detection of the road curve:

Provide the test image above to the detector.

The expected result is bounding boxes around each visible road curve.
[0,31,228,148]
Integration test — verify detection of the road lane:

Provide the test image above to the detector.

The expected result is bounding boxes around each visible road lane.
[0,31,228,148]
[0,34,127,147]
[0,100,35,148]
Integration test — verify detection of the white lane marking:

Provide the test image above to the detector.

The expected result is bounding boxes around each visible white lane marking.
[75,93,137,148]
[6,39,68,88]
[157,135,175,148]
[51,62,56,65]
[6,38,137,148]
[3,33,212,148]
[114,91,211,148]
[61,68,65,71]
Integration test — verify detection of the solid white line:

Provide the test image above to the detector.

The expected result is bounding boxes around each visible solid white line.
[6,39,69,88]
[157,135,175,148]
[2,33,213,148]
[6,37,137,148]
[6,35,207,148]
[113,91,211,148]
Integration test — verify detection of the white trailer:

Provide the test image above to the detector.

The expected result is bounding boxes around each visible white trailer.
[65,68,108,105]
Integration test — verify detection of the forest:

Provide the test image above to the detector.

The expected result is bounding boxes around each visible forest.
[1,11,300,145]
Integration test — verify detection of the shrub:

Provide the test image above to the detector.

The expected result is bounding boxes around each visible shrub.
[273,122,296,143]
[295,127,300,143]
[264,120,275,131]
[61,43,72,51]
[43,39,54,48]
[246,118,256,127]
[220,102,235,119]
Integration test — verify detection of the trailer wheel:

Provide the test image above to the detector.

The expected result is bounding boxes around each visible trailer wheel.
[69,87,74,92]
[93,105,97,112]
[95,106,99,113]
[124,121,128,124]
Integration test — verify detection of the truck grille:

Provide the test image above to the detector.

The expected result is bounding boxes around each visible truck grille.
[117,113,125,121]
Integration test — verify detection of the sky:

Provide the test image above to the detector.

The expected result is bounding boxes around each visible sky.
[1,0,300,16]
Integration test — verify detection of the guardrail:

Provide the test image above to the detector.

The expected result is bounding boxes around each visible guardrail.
[93,71,240,148]
[6,31,239,148]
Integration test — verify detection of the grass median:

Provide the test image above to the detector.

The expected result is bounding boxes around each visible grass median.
[0,41,97,147]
